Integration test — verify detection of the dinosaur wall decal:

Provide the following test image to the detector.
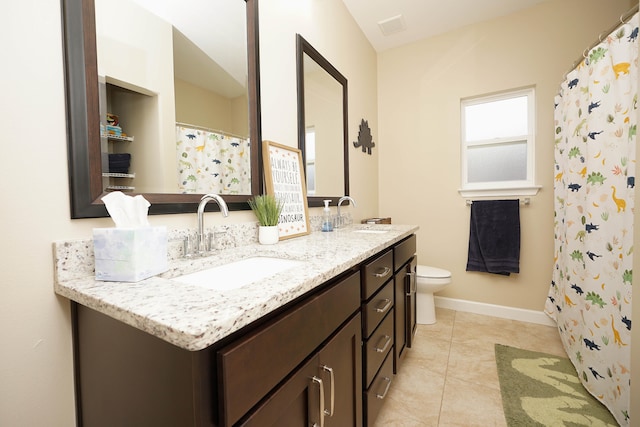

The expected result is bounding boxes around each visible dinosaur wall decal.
[353,119,375,155]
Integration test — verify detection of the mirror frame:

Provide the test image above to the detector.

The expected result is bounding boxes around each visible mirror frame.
[296,34,349,208]
[61,0,263,218]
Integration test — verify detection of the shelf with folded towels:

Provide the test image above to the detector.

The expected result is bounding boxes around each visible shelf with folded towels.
[101,133,134,143]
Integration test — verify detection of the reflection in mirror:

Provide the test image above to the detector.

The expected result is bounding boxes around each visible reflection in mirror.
[296,34,349,207]
[96,0,249,195]
[61,0,262,218]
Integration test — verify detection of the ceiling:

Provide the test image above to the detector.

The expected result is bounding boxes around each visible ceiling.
[341,0,549,52]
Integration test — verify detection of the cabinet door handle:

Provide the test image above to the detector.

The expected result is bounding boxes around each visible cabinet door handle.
[375,298,392,313]
[311,376,325,427]
[376,376,392,400]
[373,266,391,278]
[406,269,417,295]
[321,365,335,417]
[374,334,392,353]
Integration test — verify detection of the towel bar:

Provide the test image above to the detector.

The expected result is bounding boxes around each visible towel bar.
[465,198,530,206]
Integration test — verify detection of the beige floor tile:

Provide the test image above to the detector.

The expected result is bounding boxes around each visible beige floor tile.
[417,308,456,340]
[403,334,451,377]
[371,310,568,426]
[445,339,500,391]
[510,321,566,357]
[451,311,524,346]
[438,376,507,427]
[373,366,444,427]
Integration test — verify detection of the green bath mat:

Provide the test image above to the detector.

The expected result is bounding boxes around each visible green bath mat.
[495,344,618,426]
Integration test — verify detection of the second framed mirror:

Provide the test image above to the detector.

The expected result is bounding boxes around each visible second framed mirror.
[296,34,349,207]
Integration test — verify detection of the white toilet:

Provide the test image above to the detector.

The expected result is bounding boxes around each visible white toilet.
[416,265,452,324]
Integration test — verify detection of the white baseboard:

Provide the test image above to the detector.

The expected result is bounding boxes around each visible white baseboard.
[434,296,557,327]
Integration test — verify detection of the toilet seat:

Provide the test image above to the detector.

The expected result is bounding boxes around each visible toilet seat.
[416,265,451,279]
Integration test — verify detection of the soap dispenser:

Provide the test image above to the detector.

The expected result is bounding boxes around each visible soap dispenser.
[321,200,333,232]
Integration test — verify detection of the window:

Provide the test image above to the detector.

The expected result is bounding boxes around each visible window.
[460,87,539,197]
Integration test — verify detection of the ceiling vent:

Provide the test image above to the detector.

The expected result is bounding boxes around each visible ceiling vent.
[378,14,406,36]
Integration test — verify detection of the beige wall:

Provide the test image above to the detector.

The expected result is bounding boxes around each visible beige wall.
[259,0,379,219]
[378,0,633,312]
[97,0,178,194]
[174,78,249,137]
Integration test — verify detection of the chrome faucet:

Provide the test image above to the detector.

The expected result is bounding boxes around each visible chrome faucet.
[336,196,357,228]
[196,193,229,255]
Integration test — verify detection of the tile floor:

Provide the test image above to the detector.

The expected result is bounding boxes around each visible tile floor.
[374,308,567,426]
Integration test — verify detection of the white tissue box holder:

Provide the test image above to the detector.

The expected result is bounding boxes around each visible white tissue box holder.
[93,226,168,282]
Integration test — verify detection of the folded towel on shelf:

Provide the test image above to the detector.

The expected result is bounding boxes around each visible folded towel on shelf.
[108,153,131,174]
[466,199,520,276]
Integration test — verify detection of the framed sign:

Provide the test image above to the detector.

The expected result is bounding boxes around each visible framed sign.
[263,140,311,239]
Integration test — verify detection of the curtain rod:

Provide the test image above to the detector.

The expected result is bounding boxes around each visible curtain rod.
[175,121,248,140]
[563,4,639,78]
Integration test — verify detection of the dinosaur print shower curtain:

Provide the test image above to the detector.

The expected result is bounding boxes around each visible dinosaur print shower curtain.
[176,126,251,194]
[545,13,637,426]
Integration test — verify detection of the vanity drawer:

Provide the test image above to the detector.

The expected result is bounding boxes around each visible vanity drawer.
[361,249,393,300]
[362,280,394,339]
[217,271,360,427]
[364,310,394,388]
[394,234,416,272]
[364,350,394,426]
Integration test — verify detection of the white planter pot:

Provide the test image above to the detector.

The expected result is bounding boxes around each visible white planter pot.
[258,225,279,245]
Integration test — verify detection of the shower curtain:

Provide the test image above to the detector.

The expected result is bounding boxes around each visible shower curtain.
[176,126,251,194]
[546,13,637,426]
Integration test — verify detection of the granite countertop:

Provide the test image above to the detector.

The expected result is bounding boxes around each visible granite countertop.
[54,224,418,351]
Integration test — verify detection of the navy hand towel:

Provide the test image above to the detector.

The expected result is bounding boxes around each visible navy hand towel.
[466,200,520,276]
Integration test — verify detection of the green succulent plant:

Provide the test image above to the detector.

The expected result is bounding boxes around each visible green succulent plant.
[248,194,283,226]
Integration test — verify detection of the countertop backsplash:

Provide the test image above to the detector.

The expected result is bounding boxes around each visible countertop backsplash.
[53,213,353,284]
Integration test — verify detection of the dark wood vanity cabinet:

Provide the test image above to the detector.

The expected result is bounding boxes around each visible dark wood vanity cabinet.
[72,269,362,427]
[71,234,417,427]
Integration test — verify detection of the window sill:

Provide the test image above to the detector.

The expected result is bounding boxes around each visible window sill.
[458,185,541,199]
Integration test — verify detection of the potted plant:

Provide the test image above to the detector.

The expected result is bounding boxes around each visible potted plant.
[248,194,283,244]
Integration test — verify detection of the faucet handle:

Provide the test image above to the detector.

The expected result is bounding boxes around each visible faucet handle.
[183,234,194,258]
[196,231,214,256]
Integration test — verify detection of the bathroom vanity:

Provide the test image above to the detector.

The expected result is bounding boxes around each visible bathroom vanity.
[54,224,418,426]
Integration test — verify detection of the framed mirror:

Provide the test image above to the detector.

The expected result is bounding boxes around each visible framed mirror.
[296,34,349,208]
[61,0,262,218]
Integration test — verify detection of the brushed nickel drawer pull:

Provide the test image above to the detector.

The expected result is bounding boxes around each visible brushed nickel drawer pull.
[373,266,391,278]
[375,298,392,313]
[376,376,392,400]
[375,334,391,353]
[321,365,335,417]
[311,376,325,427]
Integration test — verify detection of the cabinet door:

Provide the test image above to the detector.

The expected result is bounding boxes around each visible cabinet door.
[405,257,417,348]
[319,314,363,427]
[240,313,362,427]
[239,355,322,427]
[394,269,407,373]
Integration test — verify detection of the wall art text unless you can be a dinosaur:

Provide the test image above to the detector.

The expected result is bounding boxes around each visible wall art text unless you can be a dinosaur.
[353,119,375,155]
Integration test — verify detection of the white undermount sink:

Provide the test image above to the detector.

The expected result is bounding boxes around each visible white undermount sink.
[173,256,303,291]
